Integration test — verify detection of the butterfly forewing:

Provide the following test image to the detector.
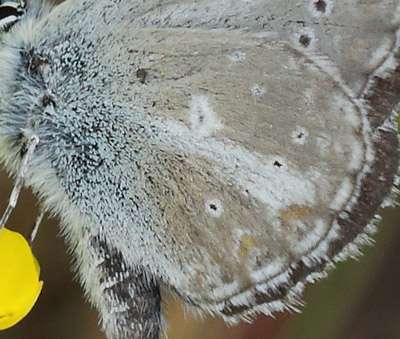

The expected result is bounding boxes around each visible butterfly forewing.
[125,0,399,96]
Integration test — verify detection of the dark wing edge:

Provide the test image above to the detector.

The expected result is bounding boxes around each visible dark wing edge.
[178,23,400,323]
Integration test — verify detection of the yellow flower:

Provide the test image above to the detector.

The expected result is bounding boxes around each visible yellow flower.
[0,228,43,330]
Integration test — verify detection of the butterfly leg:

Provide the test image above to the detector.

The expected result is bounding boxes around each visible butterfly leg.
[28,207,45,247]
[0,135,39,234]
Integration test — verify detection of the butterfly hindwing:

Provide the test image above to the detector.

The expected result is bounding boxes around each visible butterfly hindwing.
[84,28,373,319]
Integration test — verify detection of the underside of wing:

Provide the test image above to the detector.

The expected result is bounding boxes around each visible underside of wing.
[123,0,400,96]
[96,29,379,320]
[38,0,400,324]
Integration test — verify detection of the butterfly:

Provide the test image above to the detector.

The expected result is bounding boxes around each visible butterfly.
[0,0,399,338]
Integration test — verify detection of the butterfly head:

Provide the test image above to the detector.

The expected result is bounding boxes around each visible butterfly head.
[0,1,25,32]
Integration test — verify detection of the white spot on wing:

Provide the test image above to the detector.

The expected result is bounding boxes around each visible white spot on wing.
[293,27,316,49]
[188,95,222,137]
[205,199,223,218]
[250,84,266,98]
[291,126,309,145]
[308,0,333,18]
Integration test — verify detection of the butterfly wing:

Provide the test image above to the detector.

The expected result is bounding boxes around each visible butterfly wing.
[122,0,400,96]
[11,0,399,335]
[87,28,375,320]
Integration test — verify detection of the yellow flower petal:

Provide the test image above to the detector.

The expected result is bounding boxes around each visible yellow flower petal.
[0,228,43,330]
